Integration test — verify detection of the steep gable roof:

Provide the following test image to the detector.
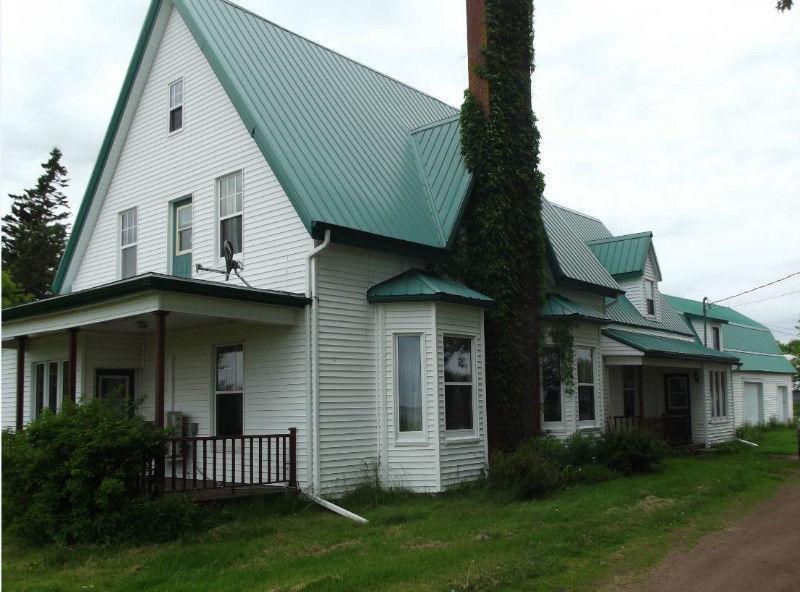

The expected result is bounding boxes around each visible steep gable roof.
[605,293,695,336]
[542,201,623,297]
[586,232,661,280]
[54,0,471,292]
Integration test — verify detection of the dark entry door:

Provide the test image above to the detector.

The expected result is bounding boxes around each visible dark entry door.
[96,369,135,414]
[664,374,691,443]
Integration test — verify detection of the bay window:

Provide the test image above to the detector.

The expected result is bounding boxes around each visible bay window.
[541,348,562,423]
[444,336,473,431]
[396,335,423,433]
[577,347,595,422]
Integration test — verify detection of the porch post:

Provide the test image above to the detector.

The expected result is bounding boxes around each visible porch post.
[153,311,168,428]
[68,328,79,403]
[15,335,27,431]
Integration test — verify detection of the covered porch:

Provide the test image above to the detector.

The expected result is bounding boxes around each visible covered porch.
[602,328,739,446]
[2,273,309,494]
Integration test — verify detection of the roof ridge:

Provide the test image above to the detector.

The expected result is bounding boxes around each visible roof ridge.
[218,0,458,113]
[546,200,605,224]
[409,113,461,134]
[586,231,652,245]
[724,348,785,357]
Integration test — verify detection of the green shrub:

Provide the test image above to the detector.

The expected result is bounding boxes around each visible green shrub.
[2,399,200,545]
[597,429,668,475]
[488,441,563,499]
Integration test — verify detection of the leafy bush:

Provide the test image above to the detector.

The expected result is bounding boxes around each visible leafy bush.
[597,429,668,475]
[488,440,563,498]
[489,428,667,498]
[2,399,200,545]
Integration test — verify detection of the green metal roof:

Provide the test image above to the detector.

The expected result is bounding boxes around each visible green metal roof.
[4,273,309,322]
[366,270,494,307]
[730,351,795,374]
[586,232,655,278]
[604,294,695,336]
[664,295,766,329]
[602,328,740,364]
[541,293,608,324]
[664,294,792,374]
[54,0,473,293]
[552,205,612,242]
[542,201,623,297]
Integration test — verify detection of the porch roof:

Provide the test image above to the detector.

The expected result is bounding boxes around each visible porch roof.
[366,269,494,308]
[3,273,310,323]
[540,293,609,324]
[602,328,740,364]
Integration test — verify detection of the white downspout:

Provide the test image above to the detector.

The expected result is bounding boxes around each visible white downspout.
[305,229,331,493]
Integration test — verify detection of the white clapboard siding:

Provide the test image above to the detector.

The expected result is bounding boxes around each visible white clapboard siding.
[618,248,660,319]
[71,7,312,294]
[437,303,488,487]
[315,244,420,494]
[379,303,439,492]
[732,372,794,427]
[703,364,734,444]
[2,348,19,430]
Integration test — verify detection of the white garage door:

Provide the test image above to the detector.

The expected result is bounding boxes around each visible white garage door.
[743,382,764,425]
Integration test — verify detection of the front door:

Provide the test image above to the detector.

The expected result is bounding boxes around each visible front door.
[743,382,764,425]
[172,197,192,278]
[664,374,691,443]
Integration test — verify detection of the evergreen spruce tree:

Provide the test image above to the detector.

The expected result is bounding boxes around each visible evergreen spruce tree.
[2,147,70,299]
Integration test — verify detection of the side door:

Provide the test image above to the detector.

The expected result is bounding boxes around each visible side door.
[664,374,691,443]
[172,197,192,278]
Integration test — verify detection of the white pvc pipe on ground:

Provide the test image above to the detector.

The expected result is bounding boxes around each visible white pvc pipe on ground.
[303,492,369,524]
[737,438,759,447]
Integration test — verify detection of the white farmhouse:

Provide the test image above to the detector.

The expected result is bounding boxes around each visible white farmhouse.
[2,0,792,498]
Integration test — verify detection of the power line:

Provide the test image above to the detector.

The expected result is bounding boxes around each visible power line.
[761,321,799,334]
[712,271,800,304]
[729,288,800,307]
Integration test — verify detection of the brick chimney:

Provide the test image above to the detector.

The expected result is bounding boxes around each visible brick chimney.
[466,0,489,114]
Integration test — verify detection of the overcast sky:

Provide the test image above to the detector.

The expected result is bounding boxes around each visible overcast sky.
[1,0,798,340]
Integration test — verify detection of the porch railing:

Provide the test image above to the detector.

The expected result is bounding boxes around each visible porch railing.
[607,414,691,444]
[143,428,297,495]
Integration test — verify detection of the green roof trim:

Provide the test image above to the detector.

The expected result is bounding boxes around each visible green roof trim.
[602,328,740,364]
[367,270,494,308]
[541,294,609,324]
[586,232,654,278]
[7,273,309,322]
[542,201,623,297]
[51,0,162,294]
[730,351,795,374]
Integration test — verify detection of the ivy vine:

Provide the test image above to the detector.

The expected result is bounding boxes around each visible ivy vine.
[550,320,575,395]
[449,0,546,451]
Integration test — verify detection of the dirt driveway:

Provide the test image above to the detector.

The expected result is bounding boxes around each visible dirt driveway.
[622,481,800,592]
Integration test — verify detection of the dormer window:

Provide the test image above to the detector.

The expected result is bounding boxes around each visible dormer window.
[645,280,655,316]
[169,79,183,132]
[712,326,721,350]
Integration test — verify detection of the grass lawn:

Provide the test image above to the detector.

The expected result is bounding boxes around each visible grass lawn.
[4,427,798,592]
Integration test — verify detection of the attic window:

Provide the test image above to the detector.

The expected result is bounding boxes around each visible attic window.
[645,280,655,316]
[169,79,183,132]
[712,326,721,350]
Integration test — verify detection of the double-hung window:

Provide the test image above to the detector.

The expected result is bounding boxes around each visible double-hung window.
[577,348,595,422]
[33,360,68,417]
[622,366,638,417]
[396,335,423,433]
[169,79,183,132]
[541,348,562,423]
[217,171,243,257]
[710,369,727,418]
[120,208,137,279]
[215,344,244,436]
[444,336,474,431]
[645,280,655,316]
[712,326,721,351]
